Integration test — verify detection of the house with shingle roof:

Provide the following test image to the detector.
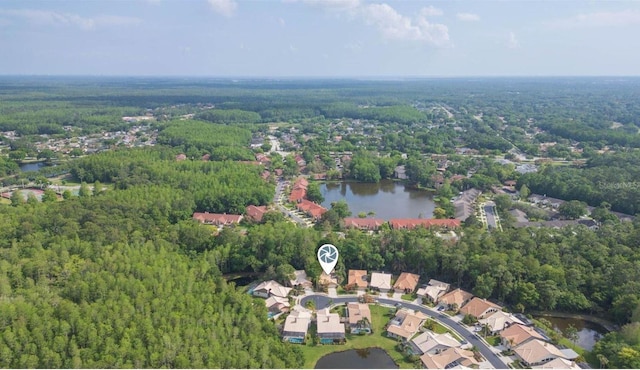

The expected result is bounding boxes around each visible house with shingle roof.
[369,272,392,292]
[417,279,450,303]
[192,212,243,226]
[500,323,546,349]
[394,272,420,293]
[283,309,312,343]
[253,280,292,299]
[386,308,428,342]
[343,217,385,231]
[411,331,461,355]
[479,311,524,335]
[245,205,268,222]
[438,288,473,311]
[459,297,501,319]
[346,302,372,334]
[289,270,313,289]
[514,339,567,367]
[316,308,345,343]
[420,347,479,369]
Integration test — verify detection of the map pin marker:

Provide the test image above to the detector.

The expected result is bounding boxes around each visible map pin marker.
[317,244,339,275]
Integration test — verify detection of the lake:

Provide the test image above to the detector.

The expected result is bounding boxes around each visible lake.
[320,180,436,220]
[535,316,607,351]
[315,348,398,369]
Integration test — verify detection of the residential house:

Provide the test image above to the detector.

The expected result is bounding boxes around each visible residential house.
[343,217,385,231]
[478,311,524,335]
[410,331,461,355]
[175,153,187,161]
[459,297,501,319]
[437,288,474,312]
[316,308,346,343]
[420,347,479,369]
[346,302,372,334]
[192,212,243,226]
[514,339,567,367]
[394,165,408,180]
[265,295,290,314]
[289,270,313,289]
[318,271,338,288]
[417,279,450,304]
[389,218,461,230]
[346,270,368,291]
[369,272,392,292]
[296,200,327,220]
[283,309,312,343]
[245,205,268,223]
[386,308,428,342]
[394,272,420,294]
[532,358,581,369]
[453,188,481,221]
[500,323,546,349]
[253,280,292,299]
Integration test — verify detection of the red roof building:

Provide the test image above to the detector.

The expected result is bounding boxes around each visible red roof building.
[389,218,461,230]
[296,200,327,220]
[192,212,243,225]
[246,205,268,222]
[176,153,187,161]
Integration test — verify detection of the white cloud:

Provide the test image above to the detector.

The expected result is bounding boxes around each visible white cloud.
[361,3,450,46]
[456,12,480,22]
[421,6,443,17]
[0,9,141,29]
[548,9,640,28]
[299,0,361,11]
[507,31,519,49]
[207,0,237,17]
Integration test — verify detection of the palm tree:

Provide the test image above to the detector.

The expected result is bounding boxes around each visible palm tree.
[597,354,609,369]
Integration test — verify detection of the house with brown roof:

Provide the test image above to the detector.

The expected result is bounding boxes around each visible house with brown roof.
[532,358,581,369]
[386,308,428,342]
[289,188,306,203]
[347,270,368,291]
[265,295,290,314]
[420,347,479,369]
[343,217,385,231]
[346,302,372,334]
[245,205,268,222]
[394,272,420,293]
[176,153,187,161]
[459,297,501,319]
[369,272,393,292]
[500,323,546,349]
[318,271,338,288]
[316,308,345,343]
[192,212,243,226]
[437,288,473,312]
[283,309,312,343]
[296,200,327,220]
[514,339,567,367]
[389,218,461,230]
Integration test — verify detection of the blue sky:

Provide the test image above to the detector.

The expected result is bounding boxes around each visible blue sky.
[1,0,640,76]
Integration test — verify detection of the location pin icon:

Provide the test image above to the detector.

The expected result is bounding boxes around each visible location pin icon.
[317,244,339,275]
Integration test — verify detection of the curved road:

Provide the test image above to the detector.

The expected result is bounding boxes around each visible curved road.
[300,294,508,369]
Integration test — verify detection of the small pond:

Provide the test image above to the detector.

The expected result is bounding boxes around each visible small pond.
[314,348,399,369]
[19,162,47,172]
[535,316,607,351]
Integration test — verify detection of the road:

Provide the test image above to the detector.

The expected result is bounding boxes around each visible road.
[484,201,499,230]
[300,294,508,369]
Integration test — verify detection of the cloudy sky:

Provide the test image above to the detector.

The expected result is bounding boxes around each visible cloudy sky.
[1,0,640,76]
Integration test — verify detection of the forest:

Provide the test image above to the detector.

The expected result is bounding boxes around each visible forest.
[2,76,640,368]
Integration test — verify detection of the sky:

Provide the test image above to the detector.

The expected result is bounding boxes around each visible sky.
[1,0,640,77]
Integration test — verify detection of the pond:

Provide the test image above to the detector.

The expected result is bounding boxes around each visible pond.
[320,180,436,220]
[315,348,399,369]
[535,316,607,351]
[19,162,47,172]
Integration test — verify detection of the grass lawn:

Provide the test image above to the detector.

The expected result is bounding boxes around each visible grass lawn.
[486,335,501,346]
[427,321,463,342]
[298,304,416,369]
[0,198,10,205]
[401,293,417,301]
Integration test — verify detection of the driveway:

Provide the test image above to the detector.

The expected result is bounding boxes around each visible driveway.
[299,294,509,369]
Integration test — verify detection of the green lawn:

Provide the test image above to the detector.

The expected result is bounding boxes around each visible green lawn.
[401,293,417,301]
[298,304,416,369]
[486,335,501,346]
